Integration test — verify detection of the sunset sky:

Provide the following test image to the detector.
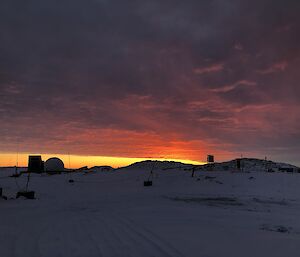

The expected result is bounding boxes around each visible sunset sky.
[0,1,299,167]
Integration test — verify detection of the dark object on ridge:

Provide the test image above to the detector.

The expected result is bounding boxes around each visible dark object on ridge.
[248,176,255,180]
[144,181,152,186]
[69,179,74,183]
[207,155,214,163]
[28,156,44,173]
[16,191,35,199]
[144,162,155,187]
[236,159,241,170]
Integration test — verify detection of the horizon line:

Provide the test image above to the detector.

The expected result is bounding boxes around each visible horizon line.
[0,152,204,169]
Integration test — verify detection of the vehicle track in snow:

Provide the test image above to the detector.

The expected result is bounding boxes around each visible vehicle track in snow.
[13,208,183,257]
[108,212,184,257]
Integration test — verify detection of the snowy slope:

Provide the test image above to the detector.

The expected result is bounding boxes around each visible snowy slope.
[0,163,300,257]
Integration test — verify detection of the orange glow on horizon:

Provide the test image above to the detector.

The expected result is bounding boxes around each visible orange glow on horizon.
[0,153,204,169]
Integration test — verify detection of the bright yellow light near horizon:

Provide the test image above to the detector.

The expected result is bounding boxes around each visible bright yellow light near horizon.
[0,153,204,168]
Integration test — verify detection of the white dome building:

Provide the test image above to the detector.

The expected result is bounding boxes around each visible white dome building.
[44,157,65,172]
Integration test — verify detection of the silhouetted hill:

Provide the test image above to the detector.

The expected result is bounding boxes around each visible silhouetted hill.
[117,158,300,173]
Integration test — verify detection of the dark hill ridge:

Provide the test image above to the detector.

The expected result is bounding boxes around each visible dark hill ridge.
[117,160,194,171]
[198,158,300,172]
[118,158,300,173]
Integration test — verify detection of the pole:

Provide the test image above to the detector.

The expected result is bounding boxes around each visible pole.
[25,172,31,192]
[191,167,195,177]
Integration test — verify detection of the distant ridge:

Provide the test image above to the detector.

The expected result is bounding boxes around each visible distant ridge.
[199,158,300,172]
[117,158,300,172]
[117,160,194,171]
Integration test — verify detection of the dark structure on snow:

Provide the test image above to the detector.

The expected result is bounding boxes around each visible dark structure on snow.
[44,157,64,172]
[27,156,65,173]
[237,159,241,170]
[207,155,214,163]
[28,155,44,173]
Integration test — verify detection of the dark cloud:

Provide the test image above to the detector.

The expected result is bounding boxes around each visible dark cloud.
[0,0,300,165]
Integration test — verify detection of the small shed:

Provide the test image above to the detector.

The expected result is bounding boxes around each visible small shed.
[28,155,44,173]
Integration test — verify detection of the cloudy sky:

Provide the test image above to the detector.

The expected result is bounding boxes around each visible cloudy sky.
[0,0,299,166]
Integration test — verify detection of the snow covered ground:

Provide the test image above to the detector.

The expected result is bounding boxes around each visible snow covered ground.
[1,165,300,257]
